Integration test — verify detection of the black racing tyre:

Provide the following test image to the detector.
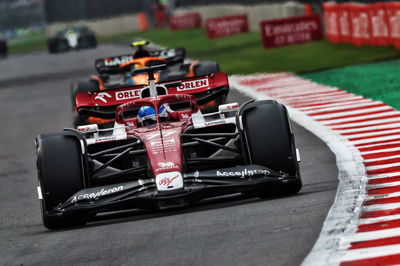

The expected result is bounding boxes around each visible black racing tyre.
[194,61,220,76]
[48,38,69,53]
[238,100,301,196]
[0,40,8,57]
[79,34,97,49]
[89,34,97,48]
[36,133,87,229]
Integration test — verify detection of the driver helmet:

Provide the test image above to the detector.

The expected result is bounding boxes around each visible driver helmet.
[137,106,157,126]
[137,104,171,126]
[158,103,171,121]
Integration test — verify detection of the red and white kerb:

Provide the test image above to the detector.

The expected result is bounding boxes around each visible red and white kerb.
[230,73,400,265]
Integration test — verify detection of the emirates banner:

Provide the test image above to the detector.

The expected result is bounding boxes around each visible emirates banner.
[323,1,400,48]
[260,15,323,49]
[169,13,202,31]
[205,14,248,39]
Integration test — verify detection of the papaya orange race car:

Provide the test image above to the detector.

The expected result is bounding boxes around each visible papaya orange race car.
[71,42,226,127]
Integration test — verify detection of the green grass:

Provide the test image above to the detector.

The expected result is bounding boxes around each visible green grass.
[9,38,47,54]
[302,60,400,110]
[129,28,400,75]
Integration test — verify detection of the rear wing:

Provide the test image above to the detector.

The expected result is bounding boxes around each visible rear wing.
[75,72,229,111]
[94,47,186,74]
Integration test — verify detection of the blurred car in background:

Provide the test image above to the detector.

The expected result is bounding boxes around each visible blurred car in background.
[0,39,8,57]
[47,25,97,53]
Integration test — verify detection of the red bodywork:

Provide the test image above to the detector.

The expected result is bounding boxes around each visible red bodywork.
[116,94,197,176]
[76,72,228,111]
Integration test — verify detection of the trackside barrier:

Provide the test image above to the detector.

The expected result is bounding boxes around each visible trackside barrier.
[169,13,202,31]
[324,1,400,48]
[205,14,248,39]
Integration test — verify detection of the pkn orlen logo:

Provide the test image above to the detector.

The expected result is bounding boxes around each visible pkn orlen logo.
[95,92,112,103]
[177,78,209,91]
[116,89,141,101]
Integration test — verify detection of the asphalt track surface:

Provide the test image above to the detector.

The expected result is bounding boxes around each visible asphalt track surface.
[0,44,338,266]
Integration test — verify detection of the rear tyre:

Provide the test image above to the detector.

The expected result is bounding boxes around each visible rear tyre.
[36,133,87,229]
[47,38,69,54]
[238,100,301,197]
[194,61,220,76]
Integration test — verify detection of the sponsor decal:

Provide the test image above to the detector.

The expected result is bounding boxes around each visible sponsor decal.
[158,161,175,168]
[216,169,270,177]
[159,174,179,186]
[175,94,193,100]
[71,185,123,203]
[219,103,240,112]
[156,161,179,172]
[147,130,175,140]
[104,56,133,67]
[116,89,141,101]
[206,14,248,39]
[156,171,184,191]
[78,126,91,132]
[95,92,112,103]
[260,15,322,48]
[205,120,226,126]
[95,136,117,143]
[177,78,209,91]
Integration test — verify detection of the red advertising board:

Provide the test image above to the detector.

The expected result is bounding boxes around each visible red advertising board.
[369,3,390,46]
[323,2,400,49]
[169,13,201,31]
[260,14,323,49]
[349,4,371,46]
[386,2,400,48]
[205,14,248,39]
[337,4,352,43]
[324,2,341,43]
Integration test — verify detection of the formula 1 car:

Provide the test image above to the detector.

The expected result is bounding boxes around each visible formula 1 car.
[71,42,224,126]
[0,39,7,57]
[35,65,301,229]
[47,25,97,53]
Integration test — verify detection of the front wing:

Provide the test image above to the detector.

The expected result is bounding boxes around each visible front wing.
[45,165,301,218]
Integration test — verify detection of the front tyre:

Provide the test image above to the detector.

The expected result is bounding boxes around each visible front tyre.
[238,100,301,197]
[35,133,87,229]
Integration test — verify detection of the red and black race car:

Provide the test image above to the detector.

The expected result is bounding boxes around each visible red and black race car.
[36,65,301,229]
[71,41,223,126]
